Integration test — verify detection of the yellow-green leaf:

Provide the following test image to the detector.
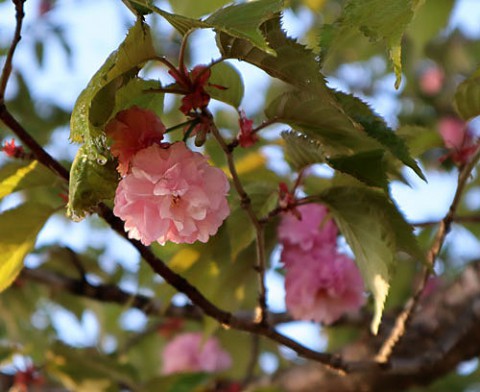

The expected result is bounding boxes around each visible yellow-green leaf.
[318,186,424,334]
[454,67,480,121]
[0,160,57,201]
[0,203,55,293]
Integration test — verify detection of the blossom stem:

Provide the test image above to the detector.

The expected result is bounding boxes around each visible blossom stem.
[375,149,480,363]
[208,109,269,325]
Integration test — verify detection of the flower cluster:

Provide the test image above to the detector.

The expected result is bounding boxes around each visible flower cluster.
[108,107,230,246]
[278,204,365,324]
[161,332,232,375]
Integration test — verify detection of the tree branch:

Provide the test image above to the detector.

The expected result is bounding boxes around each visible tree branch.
[376,150,480,363]
[271,261,480,391]
[0,0,25,100]
[208,110,270,326]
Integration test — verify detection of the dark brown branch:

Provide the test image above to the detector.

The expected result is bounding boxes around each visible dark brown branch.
[270,262,480,391]
[375,150,480,363]
[0,0,25,100]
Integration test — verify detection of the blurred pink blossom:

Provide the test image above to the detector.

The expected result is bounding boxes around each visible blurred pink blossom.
[419,66,444,95]
[283,246,365,324]
[278,204,337,252]
[105,106,165,175]
[278,203,364,323]
[438,116,479,165]
[114,142,230,245]
[162,332,232,374]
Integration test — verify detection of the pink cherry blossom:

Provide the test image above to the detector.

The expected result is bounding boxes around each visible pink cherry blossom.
[283,245,365,324]
[419,66,444,95]
[113,142,230,245]
[162,332,232,375]
[105,106,165,175]
[438,116,479,165]
[278,204,337,252]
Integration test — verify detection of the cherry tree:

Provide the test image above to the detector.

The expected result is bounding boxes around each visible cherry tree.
[1,0,480,391]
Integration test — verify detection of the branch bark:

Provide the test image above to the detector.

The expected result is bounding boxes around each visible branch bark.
[271,261,480,391]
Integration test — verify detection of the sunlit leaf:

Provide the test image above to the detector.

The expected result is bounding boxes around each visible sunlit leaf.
[0,160,58,200]
[0,203,54,293]
[205,0,283,54]
[454,67,480,121]
[218,17,327,89]
[323,0,421,88]
[169,0,232,18]
[318,185,424,334]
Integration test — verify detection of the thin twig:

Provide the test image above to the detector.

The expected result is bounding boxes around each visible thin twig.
[208,110,269,325]
[375,150,480,363]
[0,0,25,100]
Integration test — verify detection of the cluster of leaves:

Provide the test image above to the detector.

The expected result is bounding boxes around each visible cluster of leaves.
[2,0,480,391]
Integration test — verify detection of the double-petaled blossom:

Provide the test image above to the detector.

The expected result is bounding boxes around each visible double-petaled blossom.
[237,110,258,148]
[278,204,365,324]
[278,204,337,253]
[105,106,165,176]
[438,116,479,165]
[161,332,232,375]
[113,142,230,245]
[283,246,365,324]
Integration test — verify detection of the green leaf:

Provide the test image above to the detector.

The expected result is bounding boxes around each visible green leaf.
[169,0,234,19]
[325,0,421,88]
[67,145,119,222]
[318,186,424,334]
[142,373,211,392]
[328,150,388,189]
[206,61,244,108]
[205,0,283,54]
[218,17,327,89]
[70,19,156,155]
[131,0,283,53]
[333,92,425,180]
[114,78,164,117]
[0,203,54,293]
[0,160,57,201]
[454,67,480,121]
[281,130,326,169]
[266,89,377,155]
